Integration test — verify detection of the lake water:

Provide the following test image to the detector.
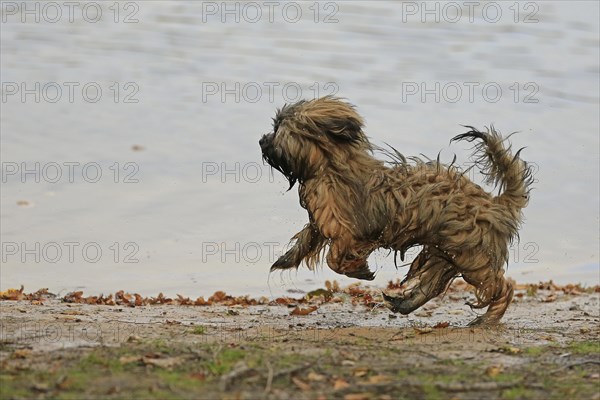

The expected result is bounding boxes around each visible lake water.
[1,1,599,297]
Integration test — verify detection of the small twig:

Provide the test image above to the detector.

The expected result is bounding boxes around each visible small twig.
[264,361,273,393]
[550,360,600,374]
[436,381,529,392]
[219,364,257,391]
[337,379,539,395]
[271,362,313,380]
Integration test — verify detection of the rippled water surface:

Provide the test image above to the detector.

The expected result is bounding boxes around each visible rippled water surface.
[1,1,599,296]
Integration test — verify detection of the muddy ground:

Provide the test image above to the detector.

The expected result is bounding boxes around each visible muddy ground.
[1,281,599,400]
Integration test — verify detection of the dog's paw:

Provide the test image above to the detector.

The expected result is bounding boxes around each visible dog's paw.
[381,291,421,315]
[270,254,298,271]
[382,291,404,313]
[467,315,502,327]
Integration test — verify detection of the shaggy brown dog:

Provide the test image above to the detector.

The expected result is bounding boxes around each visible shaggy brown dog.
[259,96,532,325]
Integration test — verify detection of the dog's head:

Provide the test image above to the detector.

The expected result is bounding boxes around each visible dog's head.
[259,96,370,189]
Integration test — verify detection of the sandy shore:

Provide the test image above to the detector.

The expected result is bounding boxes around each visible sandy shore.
[1,282,599,399]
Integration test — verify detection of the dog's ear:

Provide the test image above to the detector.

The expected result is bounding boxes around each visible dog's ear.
[318,112,364,142]
[301,96,367,143]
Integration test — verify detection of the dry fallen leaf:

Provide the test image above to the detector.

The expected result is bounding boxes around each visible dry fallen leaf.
[189,371,206,381]
[194,297,209,305]
[12,349,32,359]
[209,291,228,302]
[142,356,183,369]
[542,294,557,303]
[119,355,141,365]
[353,367,369,377]
[340,351,359,361]
[134,294,144,306]
[31,382,49,392]
[0,286,25,300]
[485,365,503,377]
[368,375,394,384]
[126,335,141,343]
[344,393,371,400]
[307,371,327,382]
[414,310,432,317]
[493,346,521,355]
[290,306,318,316]
[291,377,311,391]
[333,378,350,390]
[55,375,72,390]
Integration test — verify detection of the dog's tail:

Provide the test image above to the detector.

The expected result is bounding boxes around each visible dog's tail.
[452,126,533,213]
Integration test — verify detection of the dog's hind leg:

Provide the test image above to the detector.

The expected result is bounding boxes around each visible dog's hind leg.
[462,270,514,326]
[383,247,457,314]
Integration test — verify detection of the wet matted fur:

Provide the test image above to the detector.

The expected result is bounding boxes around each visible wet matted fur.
[259,96,533,325]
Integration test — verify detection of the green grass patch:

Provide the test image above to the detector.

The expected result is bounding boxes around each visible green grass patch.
[523,346,544,356]
[490,372,522,383]
[191,326,206,335]
[568,340,600,354]
[205,347,246,376]
[502,386,536,400]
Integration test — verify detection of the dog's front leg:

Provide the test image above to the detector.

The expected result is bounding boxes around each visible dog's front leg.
[271,223,325,272]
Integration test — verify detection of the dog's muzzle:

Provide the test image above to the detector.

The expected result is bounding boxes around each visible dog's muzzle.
[259,133,274,154]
